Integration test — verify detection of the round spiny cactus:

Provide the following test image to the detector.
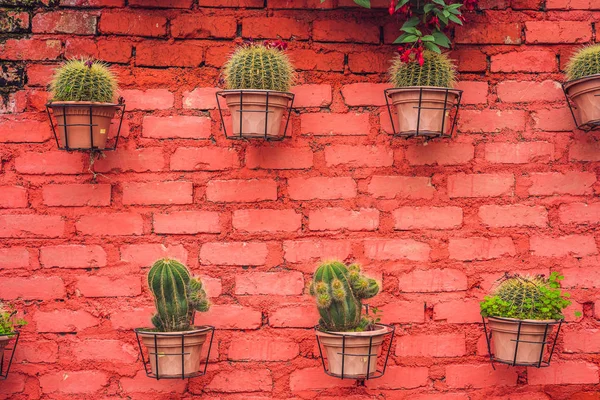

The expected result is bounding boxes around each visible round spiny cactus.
[389,50,456,88]
[50,58,117,103]
[494,274,548,311]
[566,44,600,81]
[223,43,295,92]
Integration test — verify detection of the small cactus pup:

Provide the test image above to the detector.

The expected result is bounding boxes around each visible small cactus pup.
[311,261,392,379]
[136,259,213,379]
[386,50,462,138]
[563,44,600,131]
[480,272,573,366]
[48,58,120,150]
[219,40,296,139]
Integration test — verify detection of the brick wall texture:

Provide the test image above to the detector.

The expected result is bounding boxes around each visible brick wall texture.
[1,0,599,398]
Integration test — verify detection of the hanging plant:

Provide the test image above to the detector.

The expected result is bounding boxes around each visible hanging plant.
[563,44,600,131]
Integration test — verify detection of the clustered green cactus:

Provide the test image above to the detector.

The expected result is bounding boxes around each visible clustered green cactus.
[223,43,295,92]
[566,44,600,81]
[0,302,26,336]
[50,58,117,103]
[389,50,456,88]
[148,259,210,332]
[480,272,573,320]
[310,261,380,332]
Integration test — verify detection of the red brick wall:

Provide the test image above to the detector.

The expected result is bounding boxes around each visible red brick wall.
[1,0,599,399]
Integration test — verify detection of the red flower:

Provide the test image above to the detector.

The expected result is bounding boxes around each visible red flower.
[464,0,478,11]
[415,47,424,66]
[428,16,440,28]
[388,0,395,15]
[398,48,412,63]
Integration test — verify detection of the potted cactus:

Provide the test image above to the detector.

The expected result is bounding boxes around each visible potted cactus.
[48,58,119,150]
[219,40,295,139]
[385,50,461,138]
[563,44,600,130]
[135,259,212,379]
[310,261,392,379]
[480,272,573,366]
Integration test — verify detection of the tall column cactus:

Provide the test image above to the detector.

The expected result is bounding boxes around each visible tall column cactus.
[310,261,379,331]
[147,258,210,332]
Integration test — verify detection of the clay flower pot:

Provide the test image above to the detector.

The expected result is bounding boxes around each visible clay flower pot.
[0,335,10,352]
[563,74,600,130]
[316,324,391,378]
[387,87,461,137]
[220,90,293,139]
[136,326,211,378]
[49,101,118,150]
[488,317,557,365]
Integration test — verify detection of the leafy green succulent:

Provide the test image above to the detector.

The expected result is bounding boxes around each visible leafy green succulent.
[0,302,26,336]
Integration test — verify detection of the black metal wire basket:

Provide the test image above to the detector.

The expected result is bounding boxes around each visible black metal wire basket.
[384,87,462,139]
[562,76,600,132]
[46,98,126,151]
[0,332,19,380]
[216,89,294,141]
[482,316,562,369]
[134,326,215,380]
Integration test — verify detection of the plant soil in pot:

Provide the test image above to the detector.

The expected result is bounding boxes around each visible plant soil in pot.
[563,45,600,131]
[219,41,295,140]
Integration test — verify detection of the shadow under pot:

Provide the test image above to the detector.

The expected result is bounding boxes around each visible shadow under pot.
[49,101,118,150]
[488,317,558,365]
[563,74,600,131]
[136,326,211,379]
[220,90,293,139]
[387,87,461,137]
[316,324,391,379]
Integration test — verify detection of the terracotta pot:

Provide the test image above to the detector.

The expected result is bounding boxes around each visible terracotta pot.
[316,324,390,378]
[488,317,557,365]
[564,74,600,130]
[137,326,210,378]
[50,101,117,150]
[387,87,461,137]
[222,90,293,139]
[0,335,11,352]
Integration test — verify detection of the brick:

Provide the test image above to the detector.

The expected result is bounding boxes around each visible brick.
[283,240,352,263]
[309,207,379,231]
[122,181,192,205]
[563,267,600,289]
[40,245,107,268]
[120,370,187,393]
[325,145,393,167]
[246,146,313,170]
[448,173,514,198]
[530,235,597,257]
[0,373,25,396]
[452,49,487,72]
[130,0,191,6]
[40,371,108,394]
[290,367,355,391]
[396,334,466,357]
[73,339,138,363]
[15,340,58,363]
[233,209,301,233]
[235,271,304,295]
[491,50,557,73]
[289,49,345,72]
[76,212,143,236]
[564,330,600,353]
[570,141,600,161]
[291,84,332,108]
[0,39,62,61]
[367,366,429,390]
[32,11,97,35]
[348,50,394,73]
[229,336,299,361]
[268,0,333,8]
[368,176,435,199]
[394,206,462,230]
[301,113,369,136]
[288,177,356,200]
[527,172,596,196]
[94,148,164,173]
[100,11,166,37]
[77,275,141,297]
[526,21,591,44]
[559,203,600,224]
[120,89,173,110]
[497,80,563,103]
[380,301,425,323]
[456,23,521,44]
[206,369,272,393]
[547,0,599,8]
[0,214,64,238]
[183,87,219,109]
[446,364,518,388]
[0,116,51,143]
[242,17,309,39]
[434,300,483,323]
[0,186,27,208]
[34,309,99,332]
[313,19,379,43]
[171,14,236,38]
[406,142,474,166]
[64,37,132,63]
[0,276,65,301]
[0,11,29,33]
[270,304,318,328]
[120,244,188,266]
[479,205,548,227]
[200,242,268,265]
[449,237,516,260]
[143,115,211,139]
[341,83,390,106]
[485,142,554,164]
[511,0,543,8]
[0,247,30,270]
[196,304,262,329]
[206,179,277,202]
[399,269,467,292]
[456,81,489,104]
[460,109,527,132]
[528,362,599,385]
[364,239,431,262]
[170,147,240,171]
[15,151,85,174]
[42,184,111,207]
[136,41,204,67]
[153,211,220,234]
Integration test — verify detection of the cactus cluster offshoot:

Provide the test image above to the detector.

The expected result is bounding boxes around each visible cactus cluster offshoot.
[389,50,456,88]
[50,58,117,103]
[148,259,210,332]
[566,44,600,81]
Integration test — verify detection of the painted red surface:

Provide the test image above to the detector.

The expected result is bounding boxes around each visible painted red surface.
[0,0,599,399]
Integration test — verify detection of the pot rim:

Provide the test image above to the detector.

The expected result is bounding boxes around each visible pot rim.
[563,73,600,90]
[218,89,294,99]
[316,323,392,337]
[487,316,562,325]
[135,325,212,336]
[386,86,462,96]
[48,101,119,107]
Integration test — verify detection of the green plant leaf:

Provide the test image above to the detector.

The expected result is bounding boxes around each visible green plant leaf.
[421,35,435,42]
[424,3,436,13]
[432,0,446,5]
[353,0,371,8]
[424,41,441,53]
[433,30,451,47]
[394,34,418,44]
[401,26,419,34]
[402,17,421,28]
[396,0,410,9]
[448,14,463,25]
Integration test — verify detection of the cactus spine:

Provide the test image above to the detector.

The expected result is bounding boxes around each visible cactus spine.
[310,261,379,331]
[50,58,117,103]
[566,44,600,81]
[147,258,209,332]
[223,43,295,92]
[389,50,456,88]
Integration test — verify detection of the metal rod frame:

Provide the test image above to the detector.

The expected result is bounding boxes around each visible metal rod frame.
[216,90,295,141]
[482,316,563,369]
[134,326,215,380]
[562,80,600,131]
[0,331,19,380]
[384,87,463,140]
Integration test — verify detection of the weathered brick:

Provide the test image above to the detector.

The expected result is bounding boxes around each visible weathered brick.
[120,244,188,266]
[40,245,107,268]
[32,11,97,35]
[448,173,514,198]
[34,309,99,333]
[497,80,563,103]
[368,176,435,199]
[341,83,390,106]
[234,271,304,295]
[398,269,468,292]
[460,109,527,132]
[313,19,379,43]
[153,211,220,234]
[525,21,591,44]
[120,89,173,110]
[40,371,108,394]
[406,143,474,165]
[479,205,548,227]
[77,275,141,297]
[15,151,86,174]
[291,84,332,108]
[205,369,272,393]
[301,113,369,136]
[527,172,596,196]
[143,115,211,139]
[76,212,143,236]
[449,237,516,260]
[559,203,600,225]
[396,334,466,357]
[232,209,301,233]
[528,362,599,385]
[394,206,463,230]
[200,242,268,265]
[0,276,65,300]
[228,335,299,361]
[100,11,166,37]
[0,116,51,143]
[435,300,487,323]
[170,147,239,171]
[532,108,575,131]
[0,39,62,61]
[485,142,555,164]
[570,141,600,161]
[530,235,597,257]
[491,50,557,73]
[0,214,65,238]
[309,207,379,231]
[283,240,352,263]
[288,177,356,200]
[325,145,393,167]
[446,364,518,388]
[73,339,137,363]
[289,49,345,71]
[0,247,30,270]
[94,148,165,173]
[364,239,431,262]
[206,179,277,202]
[242,17,309,39]
[564,330,600,353]
[171,14,236,38]
[136,41,204,67]
[0,186,27,208]
[42,184,111,207]
[456,23,521,44]
[122,181,193,205]
[195,304,262,329]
